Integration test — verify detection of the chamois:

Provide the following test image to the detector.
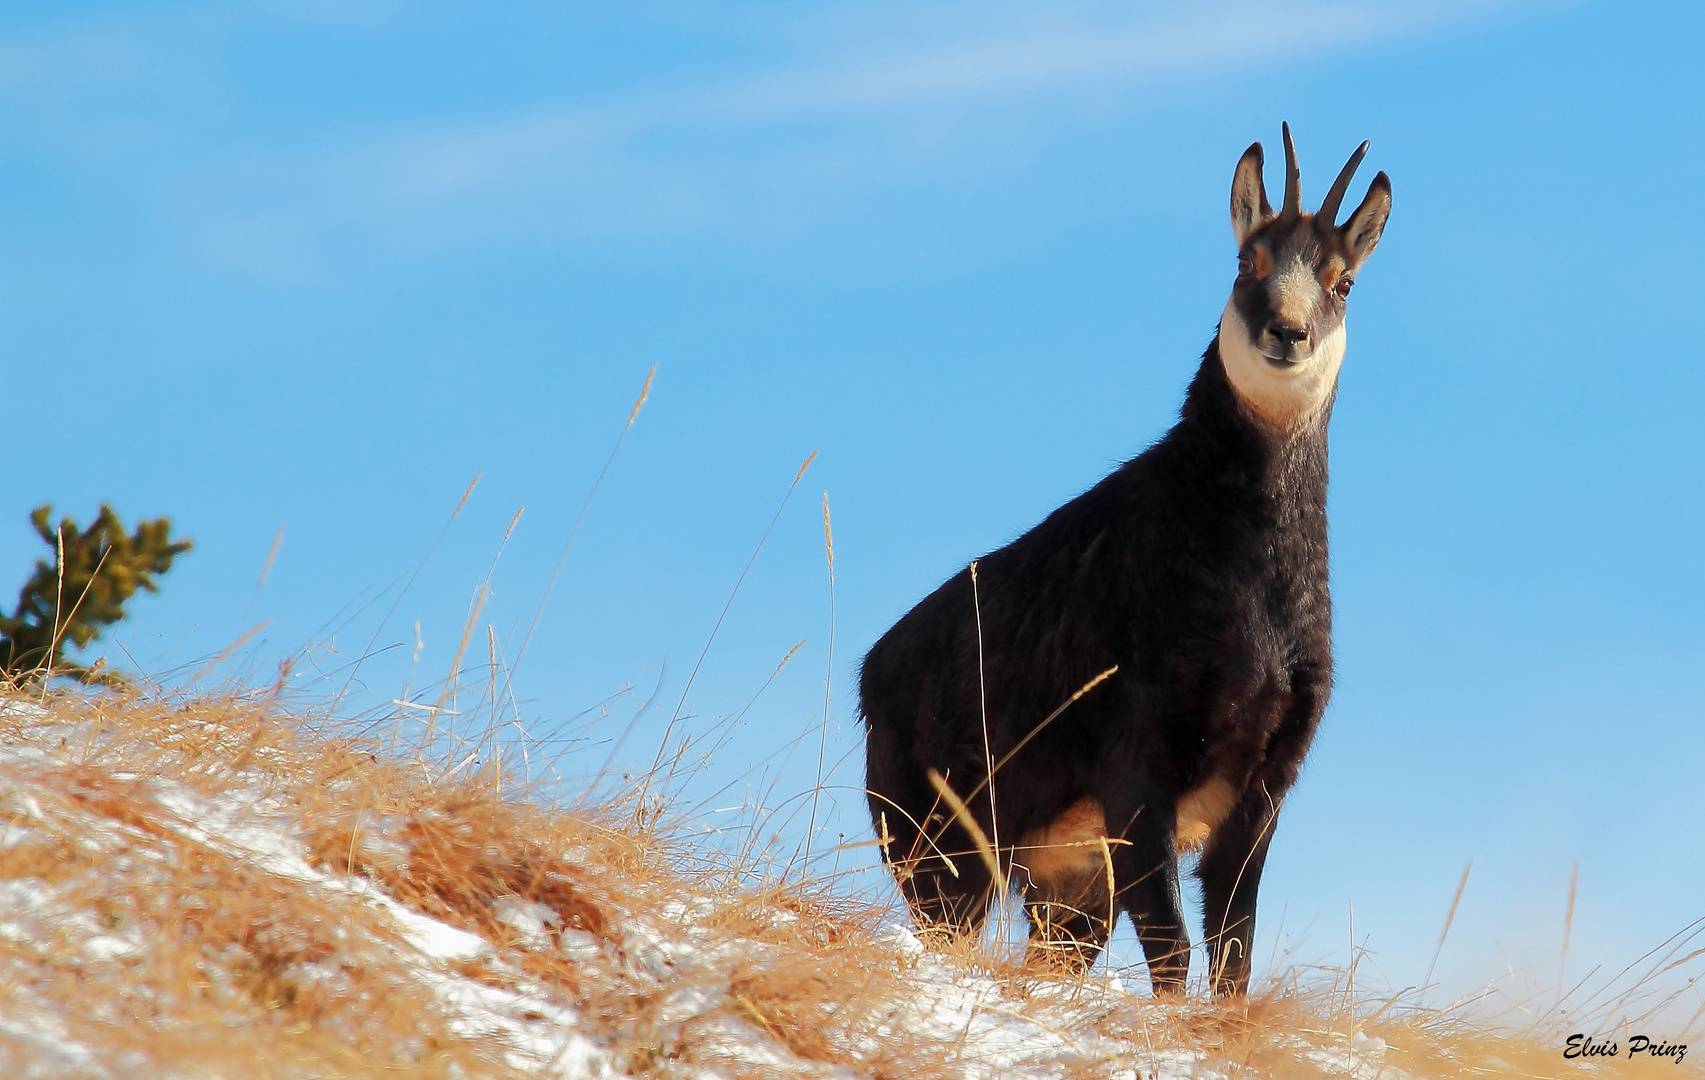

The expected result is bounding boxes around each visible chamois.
[859,125,1390,996]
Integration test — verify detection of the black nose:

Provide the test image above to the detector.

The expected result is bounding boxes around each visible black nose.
[1271,322,1309,347]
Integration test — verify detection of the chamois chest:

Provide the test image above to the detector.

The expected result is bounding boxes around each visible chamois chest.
[1070,412,1333,783]
[1116,434,1329,676]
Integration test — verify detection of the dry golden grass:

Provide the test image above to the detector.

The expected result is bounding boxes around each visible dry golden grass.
[0,686,1698,1079]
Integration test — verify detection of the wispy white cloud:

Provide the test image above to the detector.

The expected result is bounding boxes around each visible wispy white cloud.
[368,5,1358,195]
[1,0,1511,277]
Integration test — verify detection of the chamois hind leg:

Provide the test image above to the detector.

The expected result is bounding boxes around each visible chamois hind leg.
[880,804,996,947]
[866,725,995,945]
[1020,865,1113,972]
[1014,796,1117,971]
[899,859,994,945]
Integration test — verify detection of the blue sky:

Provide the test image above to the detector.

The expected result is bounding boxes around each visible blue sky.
[3,0,1702,1013]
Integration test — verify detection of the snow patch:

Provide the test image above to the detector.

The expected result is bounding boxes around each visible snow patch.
[0,700,1409,1080]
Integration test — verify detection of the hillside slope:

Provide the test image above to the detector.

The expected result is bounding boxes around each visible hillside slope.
[0,691,1694,1079]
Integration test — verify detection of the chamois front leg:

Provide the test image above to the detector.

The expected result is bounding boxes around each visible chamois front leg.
[1115,812,1191,994]
[1198,674,1325,996]
[1196,792,1280,996]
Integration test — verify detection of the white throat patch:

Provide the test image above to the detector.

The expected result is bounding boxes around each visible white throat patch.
[1218,298,1345,431]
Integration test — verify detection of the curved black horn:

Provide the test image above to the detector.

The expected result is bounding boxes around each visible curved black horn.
[1281,122,1301,216]
[1318,140,1370,228]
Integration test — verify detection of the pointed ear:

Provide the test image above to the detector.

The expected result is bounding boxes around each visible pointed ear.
[1341,171,1391,270]
[1230,142,1272,246]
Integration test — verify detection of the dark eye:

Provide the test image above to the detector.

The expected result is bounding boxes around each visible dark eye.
[1237,254,1254,277]
[1334,275,1354,300]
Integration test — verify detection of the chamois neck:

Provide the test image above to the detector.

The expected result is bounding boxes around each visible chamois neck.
[1177,339,1331,497]
[1213,300,1343,435]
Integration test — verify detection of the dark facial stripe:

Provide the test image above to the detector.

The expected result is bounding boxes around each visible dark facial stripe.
[1231,214,1348,362]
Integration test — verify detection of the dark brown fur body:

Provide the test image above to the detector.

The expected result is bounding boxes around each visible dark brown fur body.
[860,127,1389,996]
[860,349,1331,994]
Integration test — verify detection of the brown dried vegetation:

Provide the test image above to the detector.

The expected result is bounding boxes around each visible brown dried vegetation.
[0,688,1698,1079]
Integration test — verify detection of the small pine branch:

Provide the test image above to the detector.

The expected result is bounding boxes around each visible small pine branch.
[0,504,192,684]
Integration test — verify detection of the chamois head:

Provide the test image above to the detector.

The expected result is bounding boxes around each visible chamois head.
[1219,123,1391,430]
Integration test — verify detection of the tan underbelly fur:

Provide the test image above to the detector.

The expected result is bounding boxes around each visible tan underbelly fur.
[1014,776,1240,890]
[1173,775,1237,853]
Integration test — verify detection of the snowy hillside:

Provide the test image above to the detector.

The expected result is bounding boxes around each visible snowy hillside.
[0,691,1691,1079]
